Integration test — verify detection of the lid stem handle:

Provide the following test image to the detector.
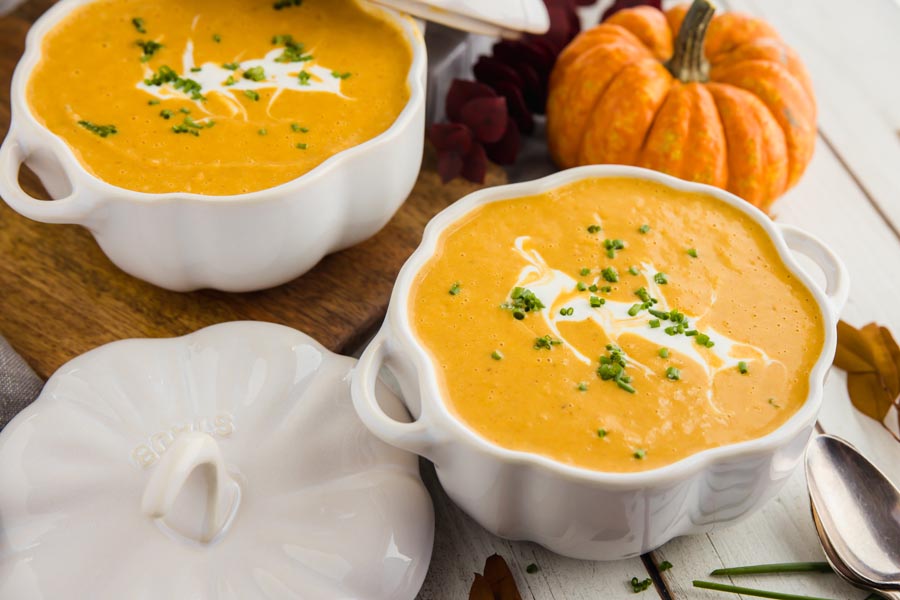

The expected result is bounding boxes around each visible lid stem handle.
[141,432,234,543]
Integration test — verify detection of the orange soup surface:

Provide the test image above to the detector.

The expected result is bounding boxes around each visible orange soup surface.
[410,177,825,472]
[27,0,412,195]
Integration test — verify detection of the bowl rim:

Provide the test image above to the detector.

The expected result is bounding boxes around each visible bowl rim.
[8,0,426,205]
[387,165,840,488]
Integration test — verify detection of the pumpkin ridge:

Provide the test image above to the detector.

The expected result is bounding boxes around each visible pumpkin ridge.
[711,58,816,188]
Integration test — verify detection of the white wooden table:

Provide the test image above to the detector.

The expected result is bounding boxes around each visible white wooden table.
[411,1,900,597]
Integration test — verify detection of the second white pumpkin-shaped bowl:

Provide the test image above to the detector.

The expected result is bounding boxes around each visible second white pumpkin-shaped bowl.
[0,0,426,292]
[0,322,434,599]
[352,165,849,561]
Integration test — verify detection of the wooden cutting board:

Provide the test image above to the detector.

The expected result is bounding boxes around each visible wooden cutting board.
[0,2,507,379]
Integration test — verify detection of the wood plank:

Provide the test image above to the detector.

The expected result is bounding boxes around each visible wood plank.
[727,0,900,233]
[0,7,506,378]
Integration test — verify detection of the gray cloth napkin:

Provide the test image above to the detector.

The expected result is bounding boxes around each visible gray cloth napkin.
[0,336,44,430]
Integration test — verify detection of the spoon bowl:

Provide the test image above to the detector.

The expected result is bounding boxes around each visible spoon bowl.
[806,434,900,593]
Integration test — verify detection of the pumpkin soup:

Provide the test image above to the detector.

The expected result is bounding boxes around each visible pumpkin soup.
[411,178,825,472]
[26,0,412,195]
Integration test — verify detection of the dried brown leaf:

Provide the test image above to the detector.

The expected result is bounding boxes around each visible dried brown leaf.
[484,554,523,600]
[468,554,523,600]
[834,320,900,434]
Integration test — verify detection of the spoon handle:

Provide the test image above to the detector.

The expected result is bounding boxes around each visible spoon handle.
[874,591,900,600]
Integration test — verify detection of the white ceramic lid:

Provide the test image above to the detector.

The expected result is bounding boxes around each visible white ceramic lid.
[0,322,434,600]
[371,0,550,37]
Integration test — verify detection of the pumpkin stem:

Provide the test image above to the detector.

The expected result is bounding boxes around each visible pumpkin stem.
[665,0,716,83]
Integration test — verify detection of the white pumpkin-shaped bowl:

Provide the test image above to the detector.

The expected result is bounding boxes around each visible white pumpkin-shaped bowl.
[0,322,434,599]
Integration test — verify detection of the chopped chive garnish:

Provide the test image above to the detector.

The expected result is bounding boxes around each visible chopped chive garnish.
[243,66,266,81]
[298,70,311,85]
[598,344,634,392]
[296,142,308,150]
[604,238,625,258]
[590,296,604,308]
[577,382,589,392]
[627,304,642,317]
[223,62,240,71]
[769,398,781,408]
[633,449,646,460]
[526,563,540,574]
[597,428,607,438]
[502,287,544,319]
[654,272,668,284]
[560,307,574,316]
[147,99,160,105]
[273,0,302,9]
[617,380,636,393]
[601,267,619,283]
[131,17,146,33]
[687,248,698,258]
[258,128,267,135]
[291,123,304,132]
[648,308,669,320]
[224,75,236,86]
[212,33,222,43]
[244,89,260,101]
[600,285,612,293]
[588,284,598,292]
[159,109,173,119]
[491,350,503,361]
[639,224,650,234]
[576,281,587,291]
[631,576,652,592]
[190,66,202,72]
[658,348,669,358]
[660,561,673,572]
[649,319,660,328]
[136,40,163,62]
[580,267,591,276]
[331,71,352,79]
[179,107,191,114]
[587,224,601,234]
[666,366,681,381]
[738,361,749,374]
[534,335,562,350]
[628,266,639,276]
[685,330,699,337]
[77,120,117,137]
[449,281,461,295]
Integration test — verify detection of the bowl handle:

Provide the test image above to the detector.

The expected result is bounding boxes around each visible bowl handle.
[778,223,850,316]
[0,131,95,225]
[352,331,438,459]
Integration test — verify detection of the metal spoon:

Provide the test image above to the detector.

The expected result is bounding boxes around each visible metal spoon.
[811,501,900,599]
[806,434,900,598]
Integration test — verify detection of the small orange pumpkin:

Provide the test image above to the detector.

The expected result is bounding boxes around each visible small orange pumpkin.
[546,0,816,211]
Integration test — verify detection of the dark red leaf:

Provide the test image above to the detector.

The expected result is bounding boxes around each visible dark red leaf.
[602,0,662,21]
[492,40,553,82]
[508,60,544,113]
[459,97,508,144]
[436,149,464,184]
[543,5,576,52]
[461,142,487,184]
[445,79,497,123]
[526,36,563,65]
[484,119,521,165]
[428,122,473,154]
[492,80,533,135]
[473,56,523,91]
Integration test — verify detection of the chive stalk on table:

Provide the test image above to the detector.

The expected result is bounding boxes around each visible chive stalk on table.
[710,562,833,576]
[693,580,839,600]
